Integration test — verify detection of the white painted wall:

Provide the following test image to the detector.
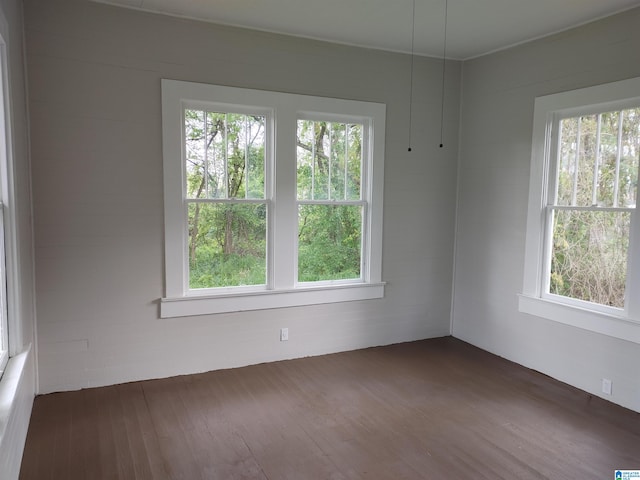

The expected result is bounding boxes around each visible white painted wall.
[26,0,460,394]
[0,0,37,477]
[453,8,640,412]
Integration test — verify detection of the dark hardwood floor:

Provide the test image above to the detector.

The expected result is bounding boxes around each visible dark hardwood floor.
[19,337,640,479]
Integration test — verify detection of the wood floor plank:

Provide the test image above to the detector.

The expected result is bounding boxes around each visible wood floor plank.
[20,338,640,479]
[116,382,167,479]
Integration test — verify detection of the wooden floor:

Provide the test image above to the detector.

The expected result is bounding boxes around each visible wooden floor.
[20,337,640,479]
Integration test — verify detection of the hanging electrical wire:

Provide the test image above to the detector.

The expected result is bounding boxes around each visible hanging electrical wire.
[408,0,416,152]
[439,0,448,148]
[408,0,449,151]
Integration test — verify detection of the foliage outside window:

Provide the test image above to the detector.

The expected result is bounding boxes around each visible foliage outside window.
[185,110,267,289]
[520,77,640,344]
[296,120,363,283]
[161,80,385,317]
[549,109,639,308]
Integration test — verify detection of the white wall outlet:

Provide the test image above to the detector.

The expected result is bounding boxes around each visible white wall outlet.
[601,378,612,395]
[280,327,289,341]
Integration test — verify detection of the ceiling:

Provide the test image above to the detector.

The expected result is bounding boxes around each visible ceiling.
[94,0,640,60]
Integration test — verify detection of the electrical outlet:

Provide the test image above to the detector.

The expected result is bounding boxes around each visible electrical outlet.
[602,378,612,395]
[280,327,289,341]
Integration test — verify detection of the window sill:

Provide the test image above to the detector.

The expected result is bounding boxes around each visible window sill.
[0,345,30,444]
[161,282,385,318]
[518,294,640,344]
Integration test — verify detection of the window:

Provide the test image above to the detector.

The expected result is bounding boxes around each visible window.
[520,77,640,344]
[184,109,268,290]
[161,80,385,318]
[296,118,365,283]
[0,14,17,378]
[0,206,7,376]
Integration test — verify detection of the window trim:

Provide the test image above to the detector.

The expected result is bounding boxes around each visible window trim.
[520,77,640,344]
[161,80,385,318]
[0,9,23,381]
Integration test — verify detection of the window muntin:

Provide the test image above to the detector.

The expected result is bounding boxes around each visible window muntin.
[184,108,268,290]
[296,119,365,283]
[544,108,640,310]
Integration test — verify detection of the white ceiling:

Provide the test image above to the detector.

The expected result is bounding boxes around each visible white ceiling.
[94,0,640,60]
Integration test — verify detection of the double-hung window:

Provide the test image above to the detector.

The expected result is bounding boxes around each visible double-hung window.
[0,16,14,378]
[184,108,269,291]
[520,77,640,343]
[0,206,8,376]
[296,118,366,283]
[161,80,385,317]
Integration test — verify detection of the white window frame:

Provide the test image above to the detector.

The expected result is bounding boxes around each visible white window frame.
[520,77,640,344]
[161,80,385,318]
[295,114,371,286]
[179,103,273,296]
[0,8,21,379]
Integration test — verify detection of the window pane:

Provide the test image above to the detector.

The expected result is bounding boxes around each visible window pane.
[550,209,630,308]
[297,120,363,201]
[185,109,206,199]
[298,204,362,282]
[246,115,266,199]
[313,122,329,200]
[619,108,640,208]
[575,115,597,207]
[330,123,346,200]
[557,114,598,207]
[296,120,314,200]
[597,112,620,207]
[208,112,227,199]
[188,202,266,289]
[347,124,362,200]
[557,117,577,206]
[226,113,246,198]
[185,110,265,200]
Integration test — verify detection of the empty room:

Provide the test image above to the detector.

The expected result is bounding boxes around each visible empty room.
[0,0,639,478]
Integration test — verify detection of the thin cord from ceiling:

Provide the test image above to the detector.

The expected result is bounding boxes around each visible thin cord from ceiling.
[439,0,448,148]
[408,0,416,152]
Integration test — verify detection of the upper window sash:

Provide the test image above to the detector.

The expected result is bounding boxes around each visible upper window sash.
[548,108,640,208]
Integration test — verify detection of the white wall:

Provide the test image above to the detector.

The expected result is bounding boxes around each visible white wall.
[453,8,640,412]
[25,0,460,394]
[0,0,37,477]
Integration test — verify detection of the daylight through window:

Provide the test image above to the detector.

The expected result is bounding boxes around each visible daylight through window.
[296,120,364,283]
[549,108,640,308]
[520,77,640,344]
[185,110,267,289]
[161,80,385,317]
